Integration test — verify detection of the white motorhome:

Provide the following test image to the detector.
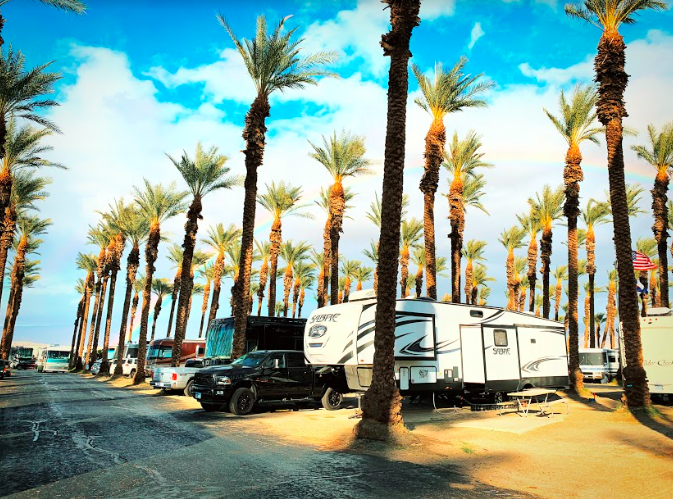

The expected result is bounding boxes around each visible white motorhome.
[305,291,569,400]
[622,307,673,397]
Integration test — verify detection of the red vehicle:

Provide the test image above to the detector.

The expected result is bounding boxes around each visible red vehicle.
[146,338,205,378]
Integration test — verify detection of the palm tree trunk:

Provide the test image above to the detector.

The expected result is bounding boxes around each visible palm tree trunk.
[89,275,108,369]
[318,216,331,308]
[650,270,658,307]
[415,266,423,298]
[166,272,180,337]
[540,228,552,319]
[199,280,211,338]
[134,225,161,384]
[399,250,409,298]
[471,286,478,305]
[73,277,93,370]
[172,196,202,368]
[527,238,538,312]
[282,266,293,317]
[506,251,515,310]
[151,298,162,341]
[329,184,346,305]
[596,30,649,407]
[588,274,596,348]
[292,278,300,318]
[606,281,616,349]
[128,291,139,341]
[233,94,270,359]
[267,218,282,316]
[70,299,83,359]
[583,293,590,348]
[208,252,224,324]
[554,282,562,321]
[652,172,669,307]
[298,288,305,318]
[257,257,268,316]
[85,278,102,369]
[587,227,597,341]
[1,239,26,359]
[420,118,445,300]
[448,179,464,303]
[358,0,419,438]
[0,206,16,305]
[464,260,473,305]
[101,268,118,374]
[113,245,139,376]
[0,165,12,239]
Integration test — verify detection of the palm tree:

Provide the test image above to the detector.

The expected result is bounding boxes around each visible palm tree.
[498,226,527,310]
[150,278,172,341]
[0,215,49,359]
[352,265,374,292]
[595,312,607,347]
[477,286,491,306]
[279,240,311,316]
[411,247,426,298]
[297,271,315,318]
[649,258,659,307]
[85,223,113,370]
[517,210,541,312]
[605,269,618,348]
[69,278,86,360]
[545,84,602,390]
[443,131,492,303]
[412,58,492,300]
[254,239,271,316]
[528,185,565,319]
[70,253,96,369]
[583,282,606,347]
[632,122,673,307]
[1,259,39,356]
[111,207,148,376]
[0,48,61,219]
[202,223,241,324]
[257,181,310,316]
[582,199,611,342]
[518,276,529,312]
[224,242,260,318]
[127,275,145,343]
[514,257,527,311]
[359,0,420,439]
[399,218,423,298]
[363,241,379,293]
[566,0,666,409]
[197,262,215,338]
[462,239,487,305]
[310,130,373,306]
[169,142,238,368]
[0,0,85,47]
[291,261,314,317]
[165,243,184,337]
[219,14,337,359]
[339,259,360,303]
[132,180,187,383]
[470,263,494,306]
[552,265,568,321]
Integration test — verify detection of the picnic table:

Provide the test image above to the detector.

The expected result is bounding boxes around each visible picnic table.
[506,388,562,417]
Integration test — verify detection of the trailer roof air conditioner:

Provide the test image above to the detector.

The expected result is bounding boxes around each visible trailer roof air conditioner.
[646,307,671,316]
[349,289,376,301]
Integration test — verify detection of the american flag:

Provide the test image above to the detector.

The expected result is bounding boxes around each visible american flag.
[632,251,657,271]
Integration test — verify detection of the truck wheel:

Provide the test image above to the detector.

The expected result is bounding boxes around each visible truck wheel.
[321,388,343,411]
[229,387,256,415]
[183,379,194,397]
[129,369,136,379]
[201,402,224,412]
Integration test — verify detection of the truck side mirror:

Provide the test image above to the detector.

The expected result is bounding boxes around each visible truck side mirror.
[273,358,280,369]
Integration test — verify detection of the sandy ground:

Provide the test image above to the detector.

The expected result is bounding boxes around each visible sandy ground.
[89,374,673,499]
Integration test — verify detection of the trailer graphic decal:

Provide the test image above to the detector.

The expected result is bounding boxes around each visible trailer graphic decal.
[521,356,565,372]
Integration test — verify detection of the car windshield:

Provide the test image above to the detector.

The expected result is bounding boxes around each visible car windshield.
[230,352,269,368]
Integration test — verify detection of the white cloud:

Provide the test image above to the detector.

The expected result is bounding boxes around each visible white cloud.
[518,57,594,86]
[468,22,485,50]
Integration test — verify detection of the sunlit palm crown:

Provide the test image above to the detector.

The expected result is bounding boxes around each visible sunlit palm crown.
[2,119,65,171]
[132,179,188,227]
[316,185,356,215]
[11,170,51,212]
[293,260,315,279]
[443,130,492,179]
[472,264,495,286]
[16,213,51,249]
[258,180,311,219]
[166,243,184,269]
[76,252,97,274]
[636,236,657,257]
[102,200,149,247]
[309,130,373,182]
[462,239,488,261]
[339,258,360,278]
[553,265,569,281]
[606,183,646,218]
[0,0,86,13]
[254,239,271,260]
[18,259,41,288]
[188,250,211,272]
[363,241,378,264]
[75,278,86,295]
[198,262,215,282]
[168,142,240,199]
[528,184,565,231]
[400,218,423,249]
[202,223,241,254]
[499,226,527,251]
[86,222,113,251]
[151,278,172,298]
[517,210,541,237]
[352,265,373,283]
[134,274,146,292]
[631,122,673,173]
[461,174,489,215]
[412,58,492,121]
[280,240,311,266]
[565,0,667,31]
[543,84,602,147]
[218,14,338,97]
[582,199,611,229]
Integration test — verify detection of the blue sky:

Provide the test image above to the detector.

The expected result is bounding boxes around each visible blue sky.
[5,0,673,347]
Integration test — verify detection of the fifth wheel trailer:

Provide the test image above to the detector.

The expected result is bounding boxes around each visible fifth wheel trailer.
[304,291,569,400]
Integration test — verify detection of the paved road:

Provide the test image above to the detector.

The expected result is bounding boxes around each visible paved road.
[0,371,529,498]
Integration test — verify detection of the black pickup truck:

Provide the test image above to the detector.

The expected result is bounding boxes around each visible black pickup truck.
[191,350,346,415]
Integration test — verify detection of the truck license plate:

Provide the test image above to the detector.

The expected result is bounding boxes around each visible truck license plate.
[194,392,201,399]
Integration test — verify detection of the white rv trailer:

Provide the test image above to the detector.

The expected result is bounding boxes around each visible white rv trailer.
[305,291,569,399]
[621,307,673,397]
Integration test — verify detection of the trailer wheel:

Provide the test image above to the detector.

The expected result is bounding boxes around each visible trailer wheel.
[129,369,136,379]
[201,402,224,412]
[493,392,506,404]
[229,387,256,415]
[183,379,194,397]
[321,387,343,411]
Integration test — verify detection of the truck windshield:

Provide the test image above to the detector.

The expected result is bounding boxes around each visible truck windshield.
[230,352,268,368]
[148,346,172,360]
[579,352,606,366]
[47,351,69,360]
[126,347,139,359]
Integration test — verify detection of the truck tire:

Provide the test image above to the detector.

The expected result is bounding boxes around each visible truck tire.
[229,387,256,415]
[201,402,224,412]
[183,379,194,397]
[321,387,343,411]
[129,369,136,379]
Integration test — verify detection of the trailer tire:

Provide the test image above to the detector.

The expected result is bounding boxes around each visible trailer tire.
[229,387,256,415]
[183,379,194,397]
[201,402,224,412]
[321,388,343,411]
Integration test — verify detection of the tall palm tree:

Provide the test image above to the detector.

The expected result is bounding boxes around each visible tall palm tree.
[224,242,260,318]
[254,239,271,316]
[632,122,673,307]
[412,58,492,300]
[517,210,541,312]
[363,241,379,293]
[165,243,184,337]
[0,214,49,359]
[219,14,337,359]
[291,261,314,317]
[297,271,315,318]
[605,269,618,348]
[595,312,607,347]
[0,0,85,47]
[583,282,606,347]
[470,263,494,306]
[85,223,113,369]
[359,0,420,438]
[132,180,187,383]
[566,0,666,409]
[545,84,601,390]
[310,130,373,306]
[169,142,238,368]
[518,276,530,312]
[197,262,215,338]
[70,253,95,369]
[1,259,39,355]
[127,275,145,343]
[462,239,487,305]
[528,185,565,319]
[498,226,527,311]
[411,247,426,298]
[477,286,491,306]
[150,278,172,341]
[111,207,149,376]
[257,181,311,316]
[514,257,527,311]
[202,223,240,324]
[582,199,611,342]
[552,265,568,321]
[352,265,374,292]
[0,48,61,219]
[69,278,86,359]
[399,218,423,298]
[279,240,311,316]
[339,259,360,303]
[443,131,492,303]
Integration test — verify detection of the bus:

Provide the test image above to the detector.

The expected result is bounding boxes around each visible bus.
[36,345,71,373]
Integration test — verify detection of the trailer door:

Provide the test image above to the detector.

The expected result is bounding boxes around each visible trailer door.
[460,325,485,384]
[483,326,520,386]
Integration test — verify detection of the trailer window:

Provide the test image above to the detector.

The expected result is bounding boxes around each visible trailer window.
[493,330,508,347]
[470,311,483,318]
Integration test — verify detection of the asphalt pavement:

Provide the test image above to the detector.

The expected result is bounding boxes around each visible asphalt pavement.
[0,371,530,498]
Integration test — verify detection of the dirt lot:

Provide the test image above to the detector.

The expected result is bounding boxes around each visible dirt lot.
[96,376,673,499]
